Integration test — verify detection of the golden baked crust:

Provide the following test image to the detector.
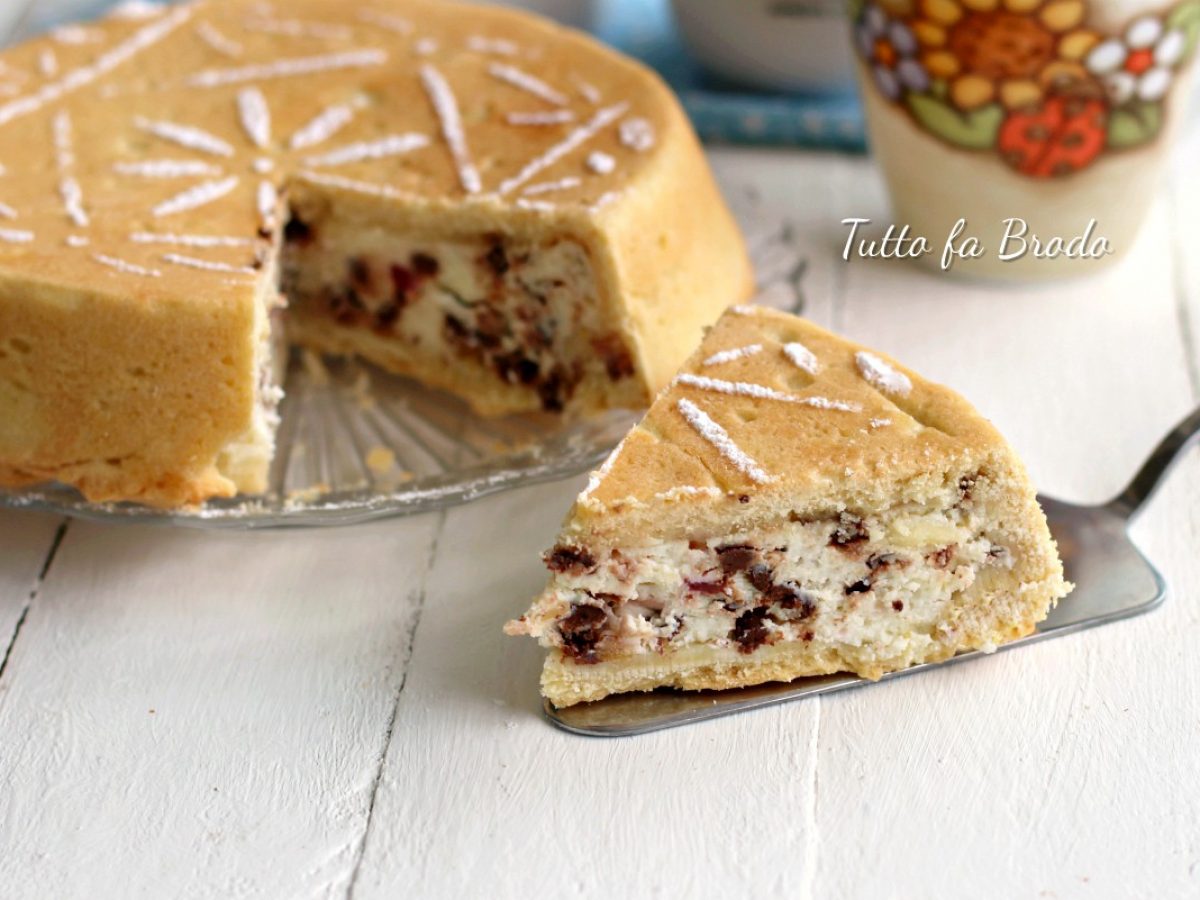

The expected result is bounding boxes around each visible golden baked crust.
[0,0,751,506]
[509,307,1071,707]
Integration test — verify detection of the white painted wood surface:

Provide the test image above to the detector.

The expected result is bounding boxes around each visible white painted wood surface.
[1,2,1198,898]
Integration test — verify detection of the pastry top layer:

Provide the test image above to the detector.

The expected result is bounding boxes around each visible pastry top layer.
[0,0,676,304]
[569,306,1028,543]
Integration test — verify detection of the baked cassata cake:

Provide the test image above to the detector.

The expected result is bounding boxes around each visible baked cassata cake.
[0,0,750,507]
[507,307,1071,707]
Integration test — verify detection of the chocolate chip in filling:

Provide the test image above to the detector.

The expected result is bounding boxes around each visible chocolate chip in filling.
[558,604,607,663]
[544,544,597,575]
[732,607,772,654]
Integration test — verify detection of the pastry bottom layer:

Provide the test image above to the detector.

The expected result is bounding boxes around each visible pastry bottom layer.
[541,573,1062,707]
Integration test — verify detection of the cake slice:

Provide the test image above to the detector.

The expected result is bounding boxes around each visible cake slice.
[506,307,1071,707]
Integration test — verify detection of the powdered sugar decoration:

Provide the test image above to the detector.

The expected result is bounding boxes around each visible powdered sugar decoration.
[521,176,581,196]
[303,133,429,167]
[506,110,574,126]
[856,351,912,397]
[782,341,819,375]
[515,197,555,213]
[136,116,235,157]
[110,1,165,20]
[187,49,387,88]
[152,176,239,218]
[619,117,655,152]
[579,434,628,501]
[38,49,58,78]
[676,373,861,412]
[0,7,192,129]
[53,112,89,228]
[257,180,278,230]
[52,25,101,46]
[497,102,627,196]
[0,202,16,220]
[869,417,892,429]
[296,170,407,201]
[730,304,760,315]
[131,232,254,247]
[467,36,518,56]
[573,78,602,104]
[243,18,352,41]
[93,253,161,278]
[357,9,413,35]
[162,253,258,276]
[114,159,224,178]
[288,101,359,150]
[195,21,242,57]
[586,151,615,174]
[237,87,272,149]
[0,228,33,243]
[677,398,773,484]
[488,63,567,106]
[702,344,762,367]
[419,63,481,194]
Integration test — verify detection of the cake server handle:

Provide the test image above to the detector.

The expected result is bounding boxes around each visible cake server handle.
[1109,405,1200,519]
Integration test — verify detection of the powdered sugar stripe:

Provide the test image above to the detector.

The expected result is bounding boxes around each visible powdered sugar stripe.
[0,227,32,243]
[195,21,242,57]
[419,63,481,194]
[237,87,271,148]
[497,102,627,196]
[243,18,352,40]
[515,198,555,213]
[488,63,568,106]
[677,398,773,484]
[187,49,386,88]
[783,341,819,375]
[131,231,254,247]
[135,116,234,157]
[115,159,224,178]
[38,49,58,78]
[0,7,192,129]
[730,304,760,315]
[856,351,912,396]
[702,344,762,367]
[94,253,161,277]
[296,170,406,200]
[288,101,358,150]
[506,110,574,126]
[676,374,861,411]
[162,252,258,275]
[573,78,601,104]
[357,9,412,35]
[0,201,16,219]
[579,434,628,501]
[257,180,278,230]
[521,176,581,196]
[467,36,518,55]
[152,176,239,217]
[59,178,88,228]
[619,117,655,152]
[303,133,429,167]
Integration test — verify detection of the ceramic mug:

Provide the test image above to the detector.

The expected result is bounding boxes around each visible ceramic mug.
[849,0,1200,279]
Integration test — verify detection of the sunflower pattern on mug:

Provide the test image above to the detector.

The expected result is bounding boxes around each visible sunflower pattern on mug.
[851,0,1200,177]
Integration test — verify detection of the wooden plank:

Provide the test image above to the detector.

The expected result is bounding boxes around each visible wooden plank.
[348,478,822,898]
[0,512,64,683]
[812,154,1197,896]
[0,513,442,897]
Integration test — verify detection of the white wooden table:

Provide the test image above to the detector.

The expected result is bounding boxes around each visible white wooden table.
[2,3,1200,897]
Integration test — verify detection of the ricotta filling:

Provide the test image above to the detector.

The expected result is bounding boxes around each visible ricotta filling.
[281,219,635,411]
[516,504,1015,664]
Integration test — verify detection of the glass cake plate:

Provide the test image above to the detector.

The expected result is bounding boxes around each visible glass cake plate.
[0,195,803,528]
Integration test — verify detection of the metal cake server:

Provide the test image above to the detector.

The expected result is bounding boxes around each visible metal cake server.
[544,407,1200,737]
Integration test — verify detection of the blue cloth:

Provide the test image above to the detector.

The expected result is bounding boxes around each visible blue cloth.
[592,0,866,150]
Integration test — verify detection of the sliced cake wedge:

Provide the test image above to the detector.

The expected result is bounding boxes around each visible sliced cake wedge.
[506,306,1071,707]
